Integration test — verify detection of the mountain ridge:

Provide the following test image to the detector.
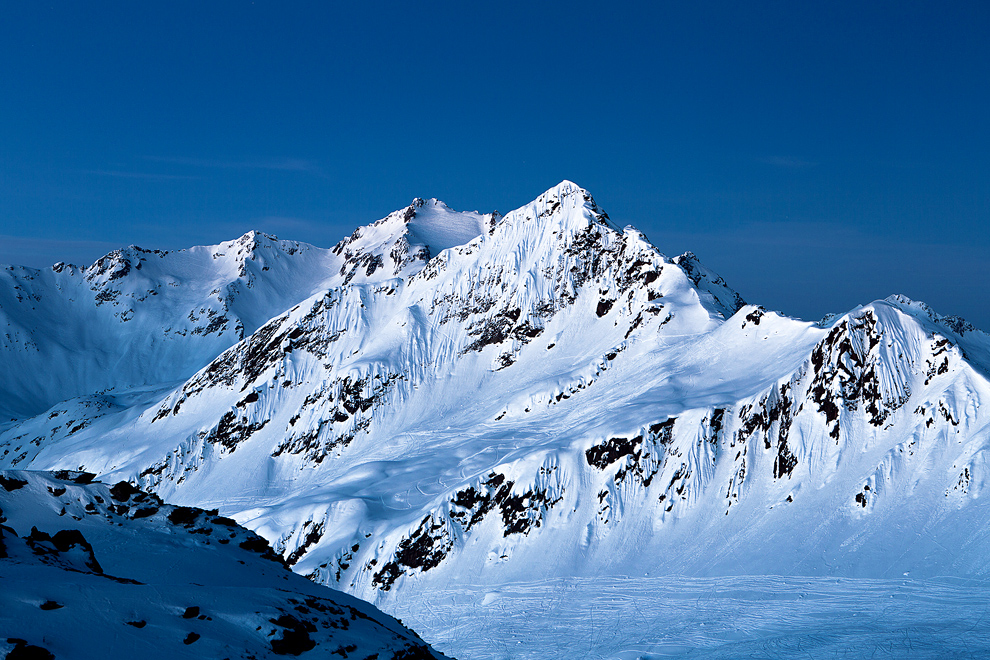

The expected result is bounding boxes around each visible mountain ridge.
[2,182,989,614]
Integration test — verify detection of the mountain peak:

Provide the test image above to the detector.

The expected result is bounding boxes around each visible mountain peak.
[880,294,979,336]
[239,228,269,240]
[541,179,585,198]
[409,197,452,212]
[328,196,490,284]
[494,181,616,237]
[404,199,488,255]
[221,229,283,253]
[532,180,592,210]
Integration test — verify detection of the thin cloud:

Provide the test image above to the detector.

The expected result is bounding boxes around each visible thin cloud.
[756,156,819,169]
[144,155,320,173]
[82,169,200,181]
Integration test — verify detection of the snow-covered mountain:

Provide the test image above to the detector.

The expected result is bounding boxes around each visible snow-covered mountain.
[0,469,447,659]
[0,199,491,420]
[2,180,990,616]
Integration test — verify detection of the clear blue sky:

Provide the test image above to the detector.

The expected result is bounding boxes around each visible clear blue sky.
[2,2,988,328]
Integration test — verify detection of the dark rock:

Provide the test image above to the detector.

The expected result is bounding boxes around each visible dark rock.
[0,475,28,492]
[50,529,103,573]
[167,507,200,526]
[373,515,453,591]
[586,436,641,470]
[237,391,260,407]
[743,308,764,327]
[239,536,269,553]
[269,614,317,655]
[390,645,437,660]
[286,520,325,566]
[4,639,55,660]
[238,535,283,564]
[205,410,269,452]
[109,482,140,502]
[52,471,95,484]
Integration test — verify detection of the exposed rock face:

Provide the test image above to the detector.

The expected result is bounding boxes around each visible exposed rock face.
[1,181,989,606]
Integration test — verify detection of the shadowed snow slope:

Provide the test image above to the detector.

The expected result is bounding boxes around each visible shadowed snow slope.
[0,469,447,659]
[2,181,990,618]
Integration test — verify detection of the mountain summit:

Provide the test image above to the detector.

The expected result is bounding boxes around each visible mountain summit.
[2,183,989,609]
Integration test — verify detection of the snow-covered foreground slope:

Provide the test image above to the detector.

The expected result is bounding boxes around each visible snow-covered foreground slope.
[2,181,990,657]
[0,469,447,659]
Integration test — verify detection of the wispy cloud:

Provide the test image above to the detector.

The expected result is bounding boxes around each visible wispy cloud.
[755,156,819,169]
[83,169,200,181]
[144,156,321,173]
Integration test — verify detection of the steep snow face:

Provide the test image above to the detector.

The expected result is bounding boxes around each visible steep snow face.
[0,469,447,659]
[405,197,490,254]
[2,182,990,612]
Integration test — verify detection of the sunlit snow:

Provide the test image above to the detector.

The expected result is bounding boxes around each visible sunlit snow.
[3,182,990,658]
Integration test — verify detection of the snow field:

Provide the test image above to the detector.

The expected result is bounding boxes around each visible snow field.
[388,575,990,659]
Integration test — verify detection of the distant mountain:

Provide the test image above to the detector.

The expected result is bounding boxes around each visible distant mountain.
[2,180,989,614]
[0,469,446,659]
[0,199,491,420]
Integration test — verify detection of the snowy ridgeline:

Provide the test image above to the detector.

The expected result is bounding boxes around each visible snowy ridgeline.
[2,181,990,658]
[0,470,446,660]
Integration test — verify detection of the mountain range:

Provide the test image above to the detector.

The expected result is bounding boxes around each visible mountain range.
[3,181,990,655]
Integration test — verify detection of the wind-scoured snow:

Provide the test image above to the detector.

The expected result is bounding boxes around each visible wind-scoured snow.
[2,181,990,657]
[404,198,489,255]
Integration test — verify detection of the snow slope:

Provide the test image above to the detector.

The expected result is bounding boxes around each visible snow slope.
[0,469,447,659]
[0,200,495,421]
[2,181,990,657]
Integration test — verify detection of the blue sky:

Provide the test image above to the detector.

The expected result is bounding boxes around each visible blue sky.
[1,2,988,328]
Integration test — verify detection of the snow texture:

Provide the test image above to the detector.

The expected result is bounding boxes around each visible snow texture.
[389,575,990,659]
[0,469,446,659]
[3,180,990,657]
